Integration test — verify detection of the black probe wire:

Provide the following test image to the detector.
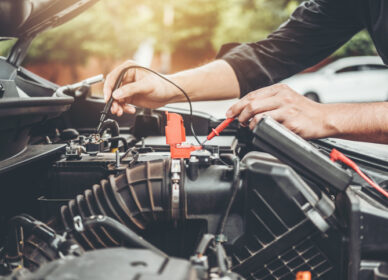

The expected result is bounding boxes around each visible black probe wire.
[108,65,202,146]
[216,154,240,236]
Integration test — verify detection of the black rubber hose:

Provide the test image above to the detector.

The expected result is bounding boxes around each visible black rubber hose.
[5,215,58,264]
[216,154,240,236]
[106,136,128,150]
[81,216,168,258]
[99,119,119,136]
[60,159,171,250]
[99,118,119,135]
[98,119,120,148]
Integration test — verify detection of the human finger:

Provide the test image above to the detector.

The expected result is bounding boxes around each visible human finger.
[123,103,136,114]
[112,81,152,102]
[116,105,123,117]
[237,96,281,124]
[103,61,137,102]
[226,85,280,118]
[248,109,286,130]
[111,101,120,115]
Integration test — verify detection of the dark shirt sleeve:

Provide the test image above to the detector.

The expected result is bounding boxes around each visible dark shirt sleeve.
[217,0,364,97]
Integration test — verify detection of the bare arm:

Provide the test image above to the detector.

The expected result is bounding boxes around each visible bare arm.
[325,102,388,143]
[103,60,239,116]
[167,60,240,102]
[226,83,388,144]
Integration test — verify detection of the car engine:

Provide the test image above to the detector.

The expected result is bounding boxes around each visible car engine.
[2,1,388,279]
[2,67,388,280]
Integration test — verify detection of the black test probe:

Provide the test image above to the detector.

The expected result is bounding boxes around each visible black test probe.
[96,67,131,134]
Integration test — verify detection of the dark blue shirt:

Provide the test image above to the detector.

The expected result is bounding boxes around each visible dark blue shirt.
[218,0,387,96]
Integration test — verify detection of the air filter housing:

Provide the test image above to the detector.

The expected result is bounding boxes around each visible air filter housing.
[231,152,340,280]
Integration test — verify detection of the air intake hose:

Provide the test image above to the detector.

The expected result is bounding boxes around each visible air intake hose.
[60,159,172,250]
[21,158,236,270]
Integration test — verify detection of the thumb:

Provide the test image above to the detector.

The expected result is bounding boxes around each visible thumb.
[112,81,152,102]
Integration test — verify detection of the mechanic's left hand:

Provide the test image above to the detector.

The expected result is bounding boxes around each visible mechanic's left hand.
[226,83,334,139]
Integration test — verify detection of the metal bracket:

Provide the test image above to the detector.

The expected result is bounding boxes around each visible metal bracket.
[6,37,33,67]
[73,216,84,232]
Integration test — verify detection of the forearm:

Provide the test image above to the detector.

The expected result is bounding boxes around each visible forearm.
[324,102,388,143]
[167,60,240,102]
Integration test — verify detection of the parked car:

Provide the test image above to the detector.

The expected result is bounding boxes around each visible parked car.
[282,56,388,103]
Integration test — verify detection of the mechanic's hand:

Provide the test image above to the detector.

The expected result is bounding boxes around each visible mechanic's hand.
[103,60,178,116]
[226,84,333,139]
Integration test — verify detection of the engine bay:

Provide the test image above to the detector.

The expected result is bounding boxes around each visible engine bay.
[1,1,388,277]
[1,66,388,280]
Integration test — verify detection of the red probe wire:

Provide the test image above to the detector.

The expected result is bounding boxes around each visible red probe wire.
[330,148,388,199]
[203,118,235,144]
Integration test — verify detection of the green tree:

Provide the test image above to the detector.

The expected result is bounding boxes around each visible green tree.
[334,30,376,58]
[212,0,304,48]
[0,39,16,57]
[0,0,377,70]
[21,1,156,78]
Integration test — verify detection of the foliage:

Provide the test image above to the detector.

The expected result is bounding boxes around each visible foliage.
[0,39,15,58]
[24,1,153,64]
[333,30,377,58]
[0,0,378,66]
[212,0,293,48]
[169,0,221,52]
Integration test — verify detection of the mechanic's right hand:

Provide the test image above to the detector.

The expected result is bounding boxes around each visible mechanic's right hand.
[103,60,178,116]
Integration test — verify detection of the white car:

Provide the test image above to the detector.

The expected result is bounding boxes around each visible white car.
[282,56,388,103]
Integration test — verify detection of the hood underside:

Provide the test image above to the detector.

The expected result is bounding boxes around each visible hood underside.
[0,0,98,38]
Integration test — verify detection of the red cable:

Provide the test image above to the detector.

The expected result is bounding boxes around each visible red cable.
[330,149,388,199]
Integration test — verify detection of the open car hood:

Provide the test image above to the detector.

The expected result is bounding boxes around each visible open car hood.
[0,0,99,161]
[0,0,98,38]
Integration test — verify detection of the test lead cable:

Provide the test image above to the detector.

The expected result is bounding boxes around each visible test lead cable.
[96,65,201,145]
[330,148,388,199]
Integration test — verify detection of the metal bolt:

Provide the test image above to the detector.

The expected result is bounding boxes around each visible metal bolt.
[189,156,199,163]
[115,150,120,168]
[0,83,4,97]
[141,137,145,148]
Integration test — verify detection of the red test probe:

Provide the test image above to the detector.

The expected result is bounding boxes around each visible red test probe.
[203,118,235,144]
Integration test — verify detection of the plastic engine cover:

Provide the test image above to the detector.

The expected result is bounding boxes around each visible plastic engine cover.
[13,248,198,280]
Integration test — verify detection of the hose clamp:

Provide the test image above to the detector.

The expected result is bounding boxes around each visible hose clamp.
[73,216,84,232]
[171,159,181,220]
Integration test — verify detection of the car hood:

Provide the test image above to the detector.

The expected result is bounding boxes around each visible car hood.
[0,0,98,160]
[281,72,325,92]
[0,0,98,38]
[282,72,321,84]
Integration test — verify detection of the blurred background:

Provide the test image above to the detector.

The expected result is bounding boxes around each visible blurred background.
[0,0,379,110]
